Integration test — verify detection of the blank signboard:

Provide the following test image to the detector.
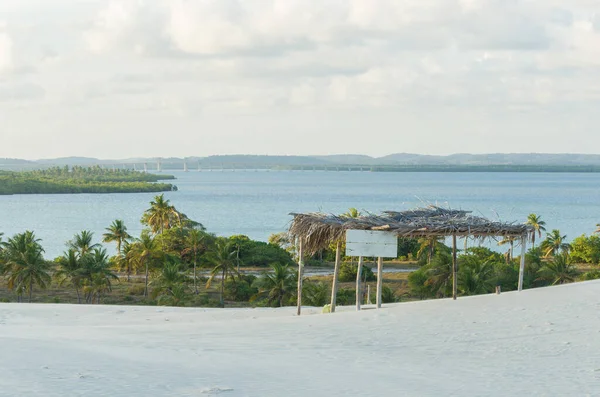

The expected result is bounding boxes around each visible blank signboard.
[345,230,398,258]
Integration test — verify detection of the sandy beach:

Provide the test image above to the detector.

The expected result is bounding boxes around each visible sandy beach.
[1,280,599,396]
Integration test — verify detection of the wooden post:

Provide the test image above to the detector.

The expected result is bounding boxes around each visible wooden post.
[356,256,363,311]
[297,238,304,316]
[376,257,383,309]
[367,284,371,304]
[518,234,527,291]
[330,241,341,313]
[452,234,457,300]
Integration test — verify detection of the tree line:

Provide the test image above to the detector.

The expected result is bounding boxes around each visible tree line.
[2,203,600,308]
[407,213,600,299]
[0,194,299,307]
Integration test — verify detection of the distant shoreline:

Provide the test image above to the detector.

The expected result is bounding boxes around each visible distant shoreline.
[158,165,600,173]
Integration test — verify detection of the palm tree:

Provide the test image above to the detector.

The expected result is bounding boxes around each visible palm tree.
[417,237,445,264]
[102,219,132,258]
[68,230,99,257]
[254,263,296,307]
[302,282,329,307]
[526,214,546,248]
[458,257,496,296]
[341,208,361,218]
[3,231,50,302]
[55,249,84,303]
[206,239,239,307]
[537,253,578,285]
[151,262,189,305]
[128,232,162,297]
[182,229,205,294]
[423,252,453,298]
[79,248,119,303]
[498,236,518,262]
[540,229,570,258]
[141,194,181,235]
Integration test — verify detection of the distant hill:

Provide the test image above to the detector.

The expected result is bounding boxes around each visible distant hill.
[0,158,34,165]
[5,153,600,171]
[35,157,110,165]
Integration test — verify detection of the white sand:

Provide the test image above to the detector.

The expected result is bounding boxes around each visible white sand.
[2,281,600,396]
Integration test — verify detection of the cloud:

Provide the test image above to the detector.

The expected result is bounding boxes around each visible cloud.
[3,0,600,158]
[0,82,45,102]
[0,32,13,73]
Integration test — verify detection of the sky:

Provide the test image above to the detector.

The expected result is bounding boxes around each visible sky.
[0,0,599,160]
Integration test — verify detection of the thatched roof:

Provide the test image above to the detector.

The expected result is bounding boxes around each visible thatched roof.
[289,206,533,254]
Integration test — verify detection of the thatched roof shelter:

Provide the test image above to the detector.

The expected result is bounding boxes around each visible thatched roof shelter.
[289,206,533,255]
[288,206,534,315]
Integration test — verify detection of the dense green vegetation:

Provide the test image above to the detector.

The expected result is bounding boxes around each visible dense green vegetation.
[1,203,599,308]
[0,166,175,195]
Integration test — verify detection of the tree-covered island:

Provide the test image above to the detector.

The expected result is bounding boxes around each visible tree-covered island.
[0,166,176,195]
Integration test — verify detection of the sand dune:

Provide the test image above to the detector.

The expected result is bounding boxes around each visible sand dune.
[1,281,600,396]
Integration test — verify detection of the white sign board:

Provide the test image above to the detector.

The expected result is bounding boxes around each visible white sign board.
[345,230,398,258]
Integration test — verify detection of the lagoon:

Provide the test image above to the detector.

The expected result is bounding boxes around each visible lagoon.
[1,171,599,258]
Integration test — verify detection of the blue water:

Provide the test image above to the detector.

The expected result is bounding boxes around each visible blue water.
[1,171,599,258]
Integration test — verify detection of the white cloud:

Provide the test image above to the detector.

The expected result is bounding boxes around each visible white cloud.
[2,0,600,159]
[0,32,14,74]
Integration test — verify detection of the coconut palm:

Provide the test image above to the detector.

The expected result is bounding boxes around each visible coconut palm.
[182,229,205,294]
[79,248,119,303]
[458,257,496,296]
[423,252,453,298]
[540,229,570,258]
[128,232,162,297]
[525,214,546,248]
[254,263,296,307]
[68,230,99,258]
[498,236,518,262]
[151,262,189,305]
[341,208,361,218]
[55,249,84,303]
[102,219,132,258]
[141,194,181,235]
[302,281,329,307]
[157,284,188,307]
[2,231,50,302]
[417,237,445,264]
[206,239,239,307]
[536,253,578,285]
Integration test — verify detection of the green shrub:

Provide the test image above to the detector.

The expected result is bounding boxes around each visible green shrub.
[228,235,294,267]
[336,288,356,305]
[381,285,396,303]
[303,282,329,306]
[224,275,258,301]
[570,235,600,264]
[407,268,434,299]
[338,262,376,282]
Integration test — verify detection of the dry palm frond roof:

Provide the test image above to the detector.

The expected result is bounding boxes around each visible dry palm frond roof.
[289,206,533,254]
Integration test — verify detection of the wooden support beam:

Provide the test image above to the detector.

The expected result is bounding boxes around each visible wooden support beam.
[297,238,304,316]
[518,234,527,291]
[330,241,341,313]
[452,234,457,300]
[376,257,383,309]
[356,256,363,311]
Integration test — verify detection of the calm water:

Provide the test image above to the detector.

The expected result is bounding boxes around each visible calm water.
[1,171,599,258]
